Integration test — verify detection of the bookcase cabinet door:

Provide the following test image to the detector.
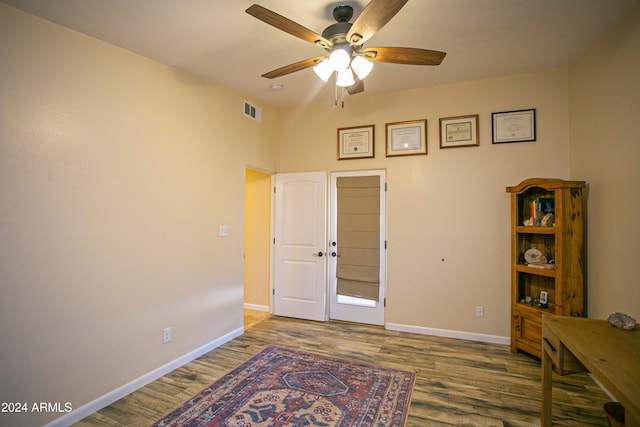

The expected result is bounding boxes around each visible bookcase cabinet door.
[513,309,543,358]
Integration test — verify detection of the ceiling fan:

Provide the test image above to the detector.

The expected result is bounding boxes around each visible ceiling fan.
[246,0,446,103]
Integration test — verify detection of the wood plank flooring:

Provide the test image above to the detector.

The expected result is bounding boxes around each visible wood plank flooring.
[75,311,611,426]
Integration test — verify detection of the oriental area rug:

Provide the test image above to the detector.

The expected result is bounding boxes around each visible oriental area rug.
[151,345,416,427]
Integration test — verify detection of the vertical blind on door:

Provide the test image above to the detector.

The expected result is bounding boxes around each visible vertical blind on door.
[336,176,380,301]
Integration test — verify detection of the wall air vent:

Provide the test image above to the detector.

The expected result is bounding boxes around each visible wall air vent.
[243,100,262,123]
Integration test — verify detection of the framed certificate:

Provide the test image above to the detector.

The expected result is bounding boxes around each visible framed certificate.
[385,119,427,157]
[337,125,375,160]
[439,115,479,149]
[492,109,536,143]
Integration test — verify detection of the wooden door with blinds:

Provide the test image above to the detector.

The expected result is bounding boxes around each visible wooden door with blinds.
[329,171,386,326]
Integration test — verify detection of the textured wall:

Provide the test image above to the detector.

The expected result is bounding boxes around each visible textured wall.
[0,5,279,426]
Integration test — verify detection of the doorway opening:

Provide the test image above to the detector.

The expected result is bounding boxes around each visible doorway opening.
[244,168,271,319]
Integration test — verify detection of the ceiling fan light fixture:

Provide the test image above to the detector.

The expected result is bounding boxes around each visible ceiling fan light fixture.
[329,48,351,71]
[351,56,373,80]
[313,59,333,82]
[247,1,446,107]
[336,68,355,87]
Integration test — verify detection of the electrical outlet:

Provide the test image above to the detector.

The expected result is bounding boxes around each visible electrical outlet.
[162,327,171,344]
[476,306,484,317]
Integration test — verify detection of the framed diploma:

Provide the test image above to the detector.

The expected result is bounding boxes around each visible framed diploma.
[385,119,427,157]
[492,109,536,143]
[337,125,375,160]
[439,115,479,149]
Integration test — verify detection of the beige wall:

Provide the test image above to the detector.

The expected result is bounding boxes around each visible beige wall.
[569,5,640,319]
[244,169,272,309]
[0,5,278,426]
[2,1,639,426]
[280,69,571,337]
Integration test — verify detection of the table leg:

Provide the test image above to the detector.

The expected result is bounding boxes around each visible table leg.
[541,347,553,426]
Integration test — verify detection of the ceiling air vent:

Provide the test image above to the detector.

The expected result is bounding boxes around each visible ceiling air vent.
[243,100,262,123]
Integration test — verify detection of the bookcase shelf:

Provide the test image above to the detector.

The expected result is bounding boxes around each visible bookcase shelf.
[506,178,586,358]
[516,264,556,278]
[515,226,555,234]
[515,302,557,315]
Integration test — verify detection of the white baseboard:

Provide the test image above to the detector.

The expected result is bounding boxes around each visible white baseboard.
[385,322,510,346]
[44,326,244,427]
[589,373,617,402]
[244,303,270,312]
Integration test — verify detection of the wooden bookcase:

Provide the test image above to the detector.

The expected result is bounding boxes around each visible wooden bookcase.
[506,178,586,358]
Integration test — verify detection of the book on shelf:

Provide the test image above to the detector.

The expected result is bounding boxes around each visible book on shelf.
[530,197,554,226]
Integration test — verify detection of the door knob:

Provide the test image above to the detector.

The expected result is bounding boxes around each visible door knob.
[312,251,324,257]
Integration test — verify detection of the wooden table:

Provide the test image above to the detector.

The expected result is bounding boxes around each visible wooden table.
[541,315,640,426]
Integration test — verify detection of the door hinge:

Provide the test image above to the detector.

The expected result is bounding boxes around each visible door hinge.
[385,182,387,192]
[273,289,275,295]
[273,186,276,193]
[384,240,387,249]
[273,238,275,244]
[384,298,386,307]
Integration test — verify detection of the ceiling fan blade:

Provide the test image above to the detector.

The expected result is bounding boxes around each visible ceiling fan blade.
[347,0,409,46]
[246,4,331,48]
[361,47,446,65]
[261,56,326,79]
[347,79,365,95]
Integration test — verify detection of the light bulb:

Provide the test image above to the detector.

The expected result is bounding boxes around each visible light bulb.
[351,56,373,80]
[329,49,351,71]
[313,59,333,82]
[336,68,355,87]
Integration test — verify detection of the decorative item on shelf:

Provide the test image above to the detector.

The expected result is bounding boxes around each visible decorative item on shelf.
[539,291,548,308]
[527,263,556,270]
[524,247,546,264]
[524,247,555,269]
[607,312,637,331]
[541,213,555,227]
[523,197,555,226]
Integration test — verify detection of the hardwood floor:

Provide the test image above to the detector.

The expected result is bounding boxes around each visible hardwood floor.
[75,312,611,426]
[244,308,271,329]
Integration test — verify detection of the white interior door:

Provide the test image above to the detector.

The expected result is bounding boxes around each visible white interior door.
[329,170,386,326]
[272,172,327,321]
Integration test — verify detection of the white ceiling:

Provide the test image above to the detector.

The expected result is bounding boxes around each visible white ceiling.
[3,0,638,107]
